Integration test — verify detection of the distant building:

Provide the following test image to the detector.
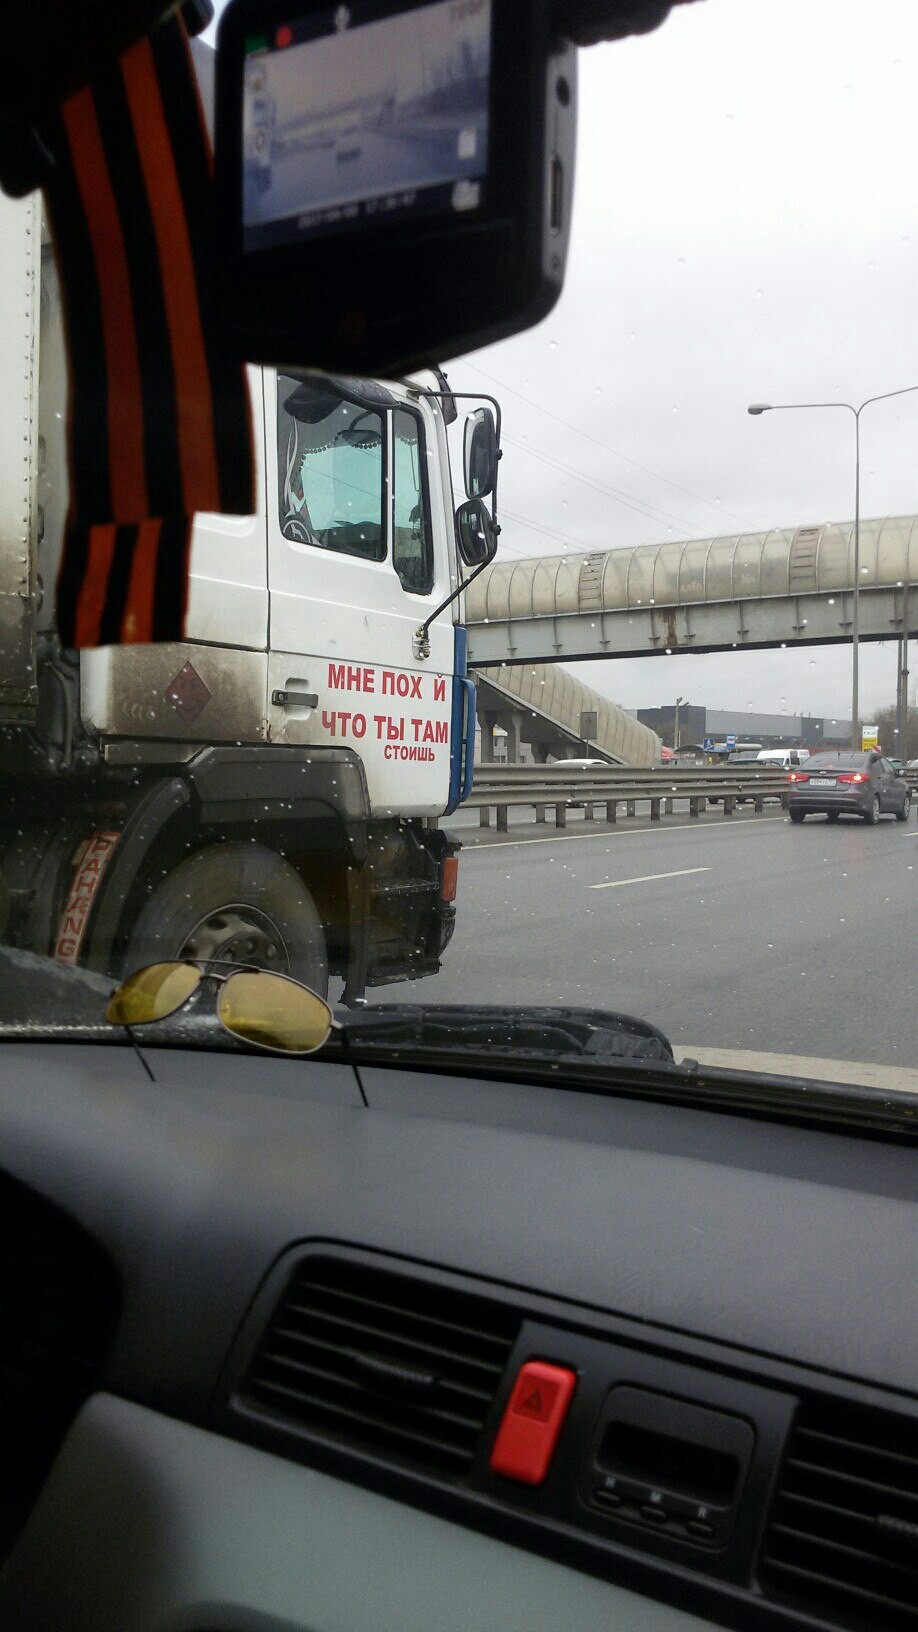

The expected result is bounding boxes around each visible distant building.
[637,705,852,751]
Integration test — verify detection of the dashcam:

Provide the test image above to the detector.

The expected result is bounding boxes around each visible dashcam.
[215,0,577,374]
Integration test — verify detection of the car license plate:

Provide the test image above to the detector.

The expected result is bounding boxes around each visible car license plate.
[809,777,836,787]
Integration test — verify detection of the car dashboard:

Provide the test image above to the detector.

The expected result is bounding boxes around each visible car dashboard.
[0,1039,915,1632]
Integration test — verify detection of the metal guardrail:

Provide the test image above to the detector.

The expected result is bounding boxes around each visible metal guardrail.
[469,764,792,831]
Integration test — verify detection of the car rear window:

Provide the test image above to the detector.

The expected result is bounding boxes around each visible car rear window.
[805,752,869,769]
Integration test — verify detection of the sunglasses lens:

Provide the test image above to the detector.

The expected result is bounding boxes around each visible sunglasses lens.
[106,961,202,1025]
[218,972,333,1054]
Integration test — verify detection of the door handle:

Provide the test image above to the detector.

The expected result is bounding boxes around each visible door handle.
[272,689,318,708]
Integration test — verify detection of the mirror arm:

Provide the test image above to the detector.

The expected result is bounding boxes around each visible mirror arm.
[407,387,502,658]
[414,557,494,658]
[409,387,502,453]
[412,386,502,515]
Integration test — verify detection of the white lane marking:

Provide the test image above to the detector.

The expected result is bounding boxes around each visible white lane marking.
[465,816,783,852]
[590,866,711,891]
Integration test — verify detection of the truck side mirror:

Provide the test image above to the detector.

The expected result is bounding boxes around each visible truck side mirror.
[455,497,498,568]
[463,408,499,500]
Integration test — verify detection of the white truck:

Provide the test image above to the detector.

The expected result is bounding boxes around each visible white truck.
[0,188,494,1000]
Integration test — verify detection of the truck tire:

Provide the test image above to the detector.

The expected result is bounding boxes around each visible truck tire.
[120,842,328,996]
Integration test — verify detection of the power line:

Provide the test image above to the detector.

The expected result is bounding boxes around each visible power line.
[502,432,693,536]
[461,360,752,530]
[500,505,607,554]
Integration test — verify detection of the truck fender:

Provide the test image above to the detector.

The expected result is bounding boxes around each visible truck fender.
[80,779,190,975]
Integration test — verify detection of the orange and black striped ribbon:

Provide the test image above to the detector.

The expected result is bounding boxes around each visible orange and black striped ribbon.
[42,14,254,648]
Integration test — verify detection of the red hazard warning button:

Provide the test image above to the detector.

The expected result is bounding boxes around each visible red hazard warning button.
[488,1360,577,1484]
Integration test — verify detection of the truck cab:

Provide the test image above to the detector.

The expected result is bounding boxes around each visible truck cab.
[80,367,470,821]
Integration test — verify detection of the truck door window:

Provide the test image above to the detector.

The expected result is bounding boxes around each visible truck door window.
[276,374,385,562]
[392,408,433,595]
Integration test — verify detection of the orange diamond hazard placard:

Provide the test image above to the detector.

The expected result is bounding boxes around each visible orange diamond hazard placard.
[489,1360,576,1485]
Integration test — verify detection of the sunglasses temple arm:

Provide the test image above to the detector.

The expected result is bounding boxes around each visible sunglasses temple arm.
[336,1025,369,1109]
[125,1024,157,1084]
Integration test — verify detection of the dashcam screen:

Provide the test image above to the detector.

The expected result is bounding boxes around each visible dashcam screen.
[242,0,492,251]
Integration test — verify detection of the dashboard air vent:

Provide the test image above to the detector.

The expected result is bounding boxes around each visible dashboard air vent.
[241,1256,520,1478]
[760,1395,918,1630]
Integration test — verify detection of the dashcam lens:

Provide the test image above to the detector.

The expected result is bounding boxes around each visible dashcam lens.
[242,0,491,250]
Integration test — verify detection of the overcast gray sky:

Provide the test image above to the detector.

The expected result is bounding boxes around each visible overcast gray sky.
[210,0,918,721]
[443,0,918,721]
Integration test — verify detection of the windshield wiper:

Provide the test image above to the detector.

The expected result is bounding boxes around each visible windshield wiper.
[334,1003,675,1066]
[322,1005,918,1141]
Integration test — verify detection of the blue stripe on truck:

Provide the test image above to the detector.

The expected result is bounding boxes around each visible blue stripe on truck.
[445,625,475,815]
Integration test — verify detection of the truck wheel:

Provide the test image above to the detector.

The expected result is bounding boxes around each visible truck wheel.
[120,843,328,996]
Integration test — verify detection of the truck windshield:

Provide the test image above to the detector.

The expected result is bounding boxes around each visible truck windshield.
[278,377,385,560]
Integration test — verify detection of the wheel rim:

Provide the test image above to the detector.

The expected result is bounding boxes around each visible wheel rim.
[178,905,290,972]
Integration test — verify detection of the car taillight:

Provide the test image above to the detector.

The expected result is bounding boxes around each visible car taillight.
[837,772,865,783]
[788,772,809,783]
[441,855,459,902]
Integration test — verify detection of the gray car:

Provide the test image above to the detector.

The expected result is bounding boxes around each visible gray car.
[786,750,910,824]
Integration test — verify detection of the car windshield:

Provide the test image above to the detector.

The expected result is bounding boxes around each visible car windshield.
[0,0,916,1107]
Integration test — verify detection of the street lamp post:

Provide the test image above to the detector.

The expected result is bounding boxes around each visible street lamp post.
[748,385,918,751]
[674,695,684,752]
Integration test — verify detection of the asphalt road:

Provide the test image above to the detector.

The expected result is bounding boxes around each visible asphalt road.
[408,806,917,1071]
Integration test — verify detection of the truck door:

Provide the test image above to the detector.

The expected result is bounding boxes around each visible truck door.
[265,372,458,817]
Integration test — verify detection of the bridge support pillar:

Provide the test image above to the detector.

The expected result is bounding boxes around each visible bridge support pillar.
[479,712,498,763]
[501,711,524,764]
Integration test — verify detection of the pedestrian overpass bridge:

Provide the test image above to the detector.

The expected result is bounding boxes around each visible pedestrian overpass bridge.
[466,515,917,665]
[474,663,659,766]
